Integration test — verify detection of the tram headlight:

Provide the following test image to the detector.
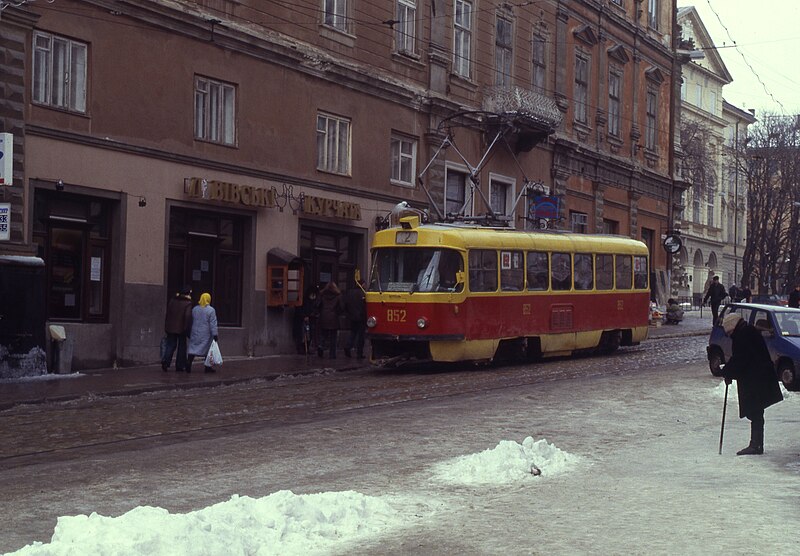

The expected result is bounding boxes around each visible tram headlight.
[366,316,377,328]
[416,317,429,329]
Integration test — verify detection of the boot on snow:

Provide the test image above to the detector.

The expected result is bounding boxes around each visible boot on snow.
[736,444,763,456]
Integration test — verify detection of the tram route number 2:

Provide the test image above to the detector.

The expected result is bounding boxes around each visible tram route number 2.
[387,309,407,322]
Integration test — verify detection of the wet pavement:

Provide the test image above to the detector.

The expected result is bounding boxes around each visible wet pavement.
[0,310,712,411]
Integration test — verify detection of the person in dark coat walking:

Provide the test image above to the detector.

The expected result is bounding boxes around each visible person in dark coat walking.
[187,292,219,373]
[719,313,784,455]
[739,282,752,303]
[162,285,193,372]
[703,275,727,324]
[343,280,367,359]
[789,284,800,309]
[316,282,343,359]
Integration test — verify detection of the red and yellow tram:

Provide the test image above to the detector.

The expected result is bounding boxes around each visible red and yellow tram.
[366,215,650,364]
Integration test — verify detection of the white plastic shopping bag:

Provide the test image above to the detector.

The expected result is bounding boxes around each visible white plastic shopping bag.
[205,340,223,367]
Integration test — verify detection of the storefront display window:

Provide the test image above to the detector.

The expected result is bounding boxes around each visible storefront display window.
[33,190,112,322]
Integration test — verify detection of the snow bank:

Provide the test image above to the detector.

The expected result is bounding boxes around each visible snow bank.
[9,490,401,556]
[712,380,795,400]
[431,436,579,486]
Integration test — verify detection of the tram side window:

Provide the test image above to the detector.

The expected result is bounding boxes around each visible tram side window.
[500,251,524,291]
[633,255,648,289]
[574,253,594,290]
[596,254,614,290]
[615,254,632,289]
[551,252,571,291]
[526,251,549,290]
[469,250,498,292]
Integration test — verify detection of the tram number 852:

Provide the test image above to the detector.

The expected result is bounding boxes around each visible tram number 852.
[386,309,407,322]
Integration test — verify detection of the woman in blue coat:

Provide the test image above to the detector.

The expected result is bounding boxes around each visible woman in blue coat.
[187,292,219,373]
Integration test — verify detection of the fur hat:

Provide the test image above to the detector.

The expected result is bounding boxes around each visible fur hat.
[722,313,742,335]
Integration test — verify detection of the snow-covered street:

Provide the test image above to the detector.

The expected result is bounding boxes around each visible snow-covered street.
[3,356,799,555]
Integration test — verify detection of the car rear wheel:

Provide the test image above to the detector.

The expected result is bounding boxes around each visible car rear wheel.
[778,360,799,392]
[708,347,725,377]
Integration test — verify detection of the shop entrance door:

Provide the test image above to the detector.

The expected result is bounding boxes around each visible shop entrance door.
[315,255,338,288]
[187,234,216,299]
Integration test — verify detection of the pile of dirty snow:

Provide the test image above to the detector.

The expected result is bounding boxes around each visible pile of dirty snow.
[431,436,579,485]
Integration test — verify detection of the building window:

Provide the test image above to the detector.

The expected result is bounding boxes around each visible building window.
[317,112,351,175]
[707,187,715,227]
[396,0,417,54]
[32,190,112,322]
[453,0,473,78]
[532,34,547,92]
[645,89,657,150]
[648,0,659,30]
[390,134,417,187]
[490,177,512,218]
[570,210,588,233]
[693,197,701,223]
[602,219,619,235]
[168,208,245,327]
[445,167,469,216]
[610,0,622,5]
[575,54,590,124]
[495,15,513,86]
[32,31,87,113]
[323,0,348,32]
[194,76,236,146]
[608,68,622,137]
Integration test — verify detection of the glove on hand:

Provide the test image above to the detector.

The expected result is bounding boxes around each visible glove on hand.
[724,377,732,385]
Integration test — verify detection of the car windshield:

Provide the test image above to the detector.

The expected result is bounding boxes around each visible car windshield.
[774,311,800,337]
[369,247,463,293]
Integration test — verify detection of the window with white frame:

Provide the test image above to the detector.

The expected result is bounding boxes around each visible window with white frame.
[453,0,473,78]
[317,112,351,175]
[648,0,659,30]
[532,34,547,92]
[645,89,657,150]
[32,31,87,113]
[194,76,236,146]
[445,167,469,216]
[706,186,715,227]
[396,0,417,54]
[570,210,588,233]
[390,134,417,186]
[490,177,512,218]
[608,68,622,137]
[495,15,513,86]
[323,0,348,32]
[575,54,590,124]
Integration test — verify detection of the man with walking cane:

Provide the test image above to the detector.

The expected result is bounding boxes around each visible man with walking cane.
[715,313,783,455]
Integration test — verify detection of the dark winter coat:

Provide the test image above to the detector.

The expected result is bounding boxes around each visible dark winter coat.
[703,282,727,305]
[317,286,343,331]
[164,294,193,335]
[722,322,783,419]
[343,287,366,323]
[789,289,800,309]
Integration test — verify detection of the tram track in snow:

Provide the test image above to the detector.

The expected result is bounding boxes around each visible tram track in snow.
[0,336,707,467]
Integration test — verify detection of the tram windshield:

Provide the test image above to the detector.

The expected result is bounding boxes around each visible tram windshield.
[369,248,464,293]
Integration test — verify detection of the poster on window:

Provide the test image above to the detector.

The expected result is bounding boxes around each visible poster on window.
[90,257,102,281]
[501,251,512,270]
[0,203,9,241]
